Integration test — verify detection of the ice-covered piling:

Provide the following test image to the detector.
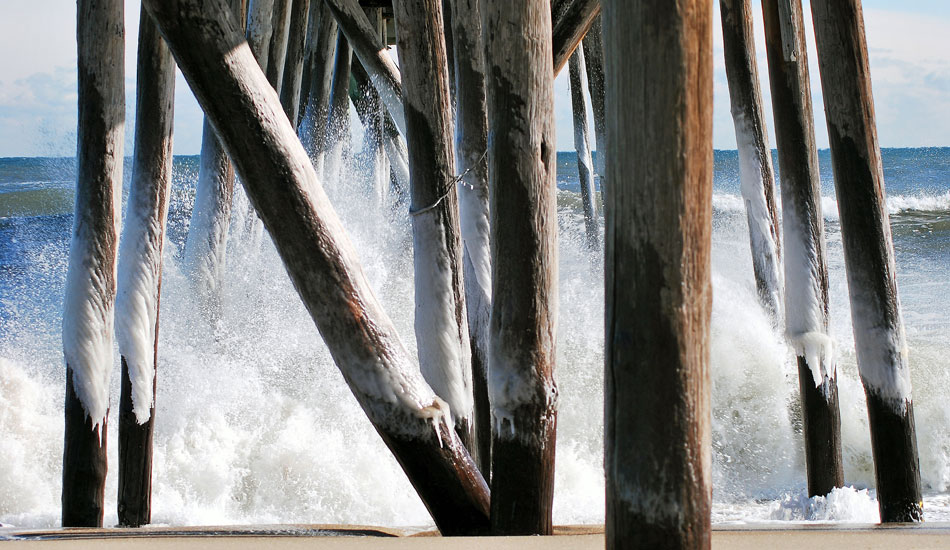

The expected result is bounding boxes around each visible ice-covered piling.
[761,0,844,497]
[567,46,599,250]
[323,32,353,188]
[482,0,559,535]
[603,1,713,548]
[810,0,922,523]
[448,0,493,478]
[142,0,489,534]
[719,0,783,320]
[63,0,124,528]
[115,10,176,528]
[393,0,475,447]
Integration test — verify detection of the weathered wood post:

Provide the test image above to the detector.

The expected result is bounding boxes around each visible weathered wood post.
[568,46,599,249]
[266,0,293,91]
[280,0,311,126]
[62,0,124,528]
[604,1,713,548]
[581,17,606,199]
[720,0,783,319]
[299,1,338,172]
[323,32,353,185]
[324,0,407,135]
[115,11,175,528]
[448,0,492,478]
[143,0,489,534]
[482,1,559,535]
[762,0,844,496]
[393,0,475,448]
[353,7,391,208]
[810,0,922,522]
[551,0,601,75]
[247,0,275,71]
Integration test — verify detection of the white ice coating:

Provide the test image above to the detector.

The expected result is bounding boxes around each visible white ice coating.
[782,189,835,388]
[116,173,169,424]
[489,347,557,439]
[62,182,122,431]
[384,134,410,194]
[456,167,491,351]
[183,125,232,303]
[733,112,783,318]
[410,208,473,422]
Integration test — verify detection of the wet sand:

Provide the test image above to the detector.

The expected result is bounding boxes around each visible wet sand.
[3,524,950,549]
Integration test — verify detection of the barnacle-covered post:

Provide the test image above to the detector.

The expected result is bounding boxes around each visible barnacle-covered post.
[115,11,175,528]
[810,0,922,522]
[604,0,714,548]
[482,0,559,535]
[143,0,489,534]
[62,0,124,527]
[762,0,844,496]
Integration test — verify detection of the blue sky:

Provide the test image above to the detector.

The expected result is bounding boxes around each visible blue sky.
[0,1,948,157]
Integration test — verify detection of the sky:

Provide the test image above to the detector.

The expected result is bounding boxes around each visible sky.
[0,1,948,157]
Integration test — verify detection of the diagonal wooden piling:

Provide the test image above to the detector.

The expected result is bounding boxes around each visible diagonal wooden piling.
[603,0,714,548]
[143,0,489,535]
[810,0,922,522]
[568,46,599,249]
[551,0,601,76]
[482,0,559,535]
[581,17,606,200]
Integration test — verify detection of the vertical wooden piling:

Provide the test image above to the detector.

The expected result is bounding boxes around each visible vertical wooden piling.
[323,32,352,185]
[482,1,558,535]
[350,8,390,207]
[393,0,475,448]
[143,0,490,534]
[762,0,844,497]
[720,0,783,319]
[115,11,175,528]
[63,0,124,528]
[266,0,293,91]
[568,47,599,249]
[247,0,275,71]
[810,0,922,522]
[581,18,606,199]
[299,1,338,172]
[280,0,311,126]
[448,0,492,478]
[551,0,601,76]
[603,1,713,548]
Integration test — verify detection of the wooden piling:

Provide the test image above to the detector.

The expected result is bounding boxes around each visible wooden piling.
[603,1,713,548]
[350,8,390,207]
[115,10,175,528]
[247,0,275,70]
[720,0,783,319]
[324,0,406,134]
[143,0,489,534]
[266,0,293,91]
[448,0,492,479]
[63,0,124,528]
[393,0,475,448]
[482,1,558,535]
[581,17,606,200]
[568,47,599,249]
[280,0,311,126]
[298,1,338,171]
[761,0,844,497]
[323,32,353,185]
[551,0,601,76]
[810,0,922,522]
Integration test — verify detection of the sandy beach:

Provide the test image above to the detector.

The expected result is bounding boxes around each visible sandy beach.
[4,524,950,549]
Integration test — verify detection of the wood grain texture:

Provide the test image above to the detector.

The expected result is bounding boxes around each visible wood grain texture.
[761,0,844,497]
[143,0,489,534]
[810,0,921,522]
[62,0,124,527]
[551,0,600,76]
[603,0,713,548]
[482,0,558,535]
[116,10,175,527]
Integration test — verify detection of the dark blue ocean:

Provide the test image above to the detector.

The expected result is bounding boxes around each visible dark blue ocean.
[1,149,948,527]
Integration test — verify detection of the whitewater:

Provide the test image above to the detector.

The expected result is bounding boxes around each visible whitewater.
[1,148,949,528]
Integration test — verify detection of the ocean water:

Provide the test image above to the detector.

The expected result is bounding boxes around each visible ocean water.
[1,148,949,528]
